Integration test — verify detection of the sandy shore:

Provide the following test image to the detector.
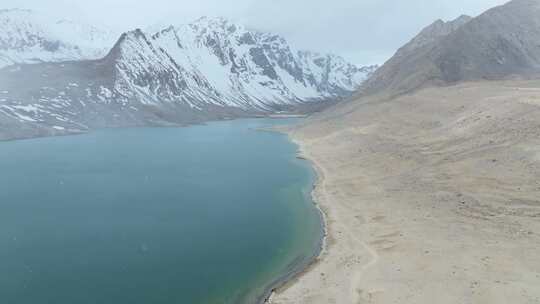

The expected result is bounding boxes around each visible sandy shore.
[270,80,540,304]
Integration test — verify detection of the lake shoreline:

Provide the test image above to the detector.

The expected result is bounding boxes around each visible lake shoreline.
[257,130,329,304]
[267,81,540,304]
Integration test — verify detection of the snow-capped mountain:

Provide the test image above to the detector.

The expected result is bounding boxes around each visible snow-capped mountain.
[150,17,376,109]
[0,9,116,68]
[0,16,377,140]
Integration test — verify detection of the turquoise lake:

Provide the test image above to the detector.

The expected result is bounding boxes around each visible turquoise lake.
[0,119,323,304]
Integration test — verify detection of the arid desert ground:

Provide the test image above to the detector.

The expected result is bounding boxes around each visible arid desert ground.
[270,80,540,304]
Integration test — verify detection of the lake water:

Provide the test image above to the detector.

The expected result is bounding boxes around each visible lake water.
[0,119,323,304]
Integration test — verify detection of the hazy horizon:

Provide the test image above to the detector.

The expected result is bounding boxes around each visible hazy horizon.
[3,0,509,66]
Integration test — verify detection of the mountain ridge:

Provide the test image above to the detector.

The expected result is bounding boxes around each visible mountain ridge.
[360,0,540,95]
[0,15,376,140]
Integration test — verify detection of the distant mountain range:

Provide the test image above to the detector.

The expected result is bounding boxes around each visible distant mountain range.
[361,0,540,95]
[0,9,116,68]
[3,0,540,141]
[0,10,377,140]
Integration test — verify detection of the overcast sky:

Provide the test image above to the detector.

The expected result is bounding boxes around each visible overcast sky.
[6,0,509,65]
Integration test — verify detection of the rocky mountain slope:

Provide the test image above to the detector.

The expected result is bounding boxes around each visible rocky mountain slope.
[0,9,115,68]
[0,16,376,140]
[361,0,540,95]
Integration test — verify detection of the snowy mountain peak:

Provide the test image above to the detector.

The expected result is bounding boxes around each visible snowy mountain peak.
[0,9,116,68]
[150,19,362,108]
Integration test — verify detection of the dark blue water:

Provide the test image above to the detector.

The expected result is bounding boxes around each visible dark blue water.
[0,119,322,304]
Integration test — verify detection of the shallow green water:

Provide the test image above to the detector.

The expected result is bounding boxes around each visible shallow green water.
[0,119,322,304]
